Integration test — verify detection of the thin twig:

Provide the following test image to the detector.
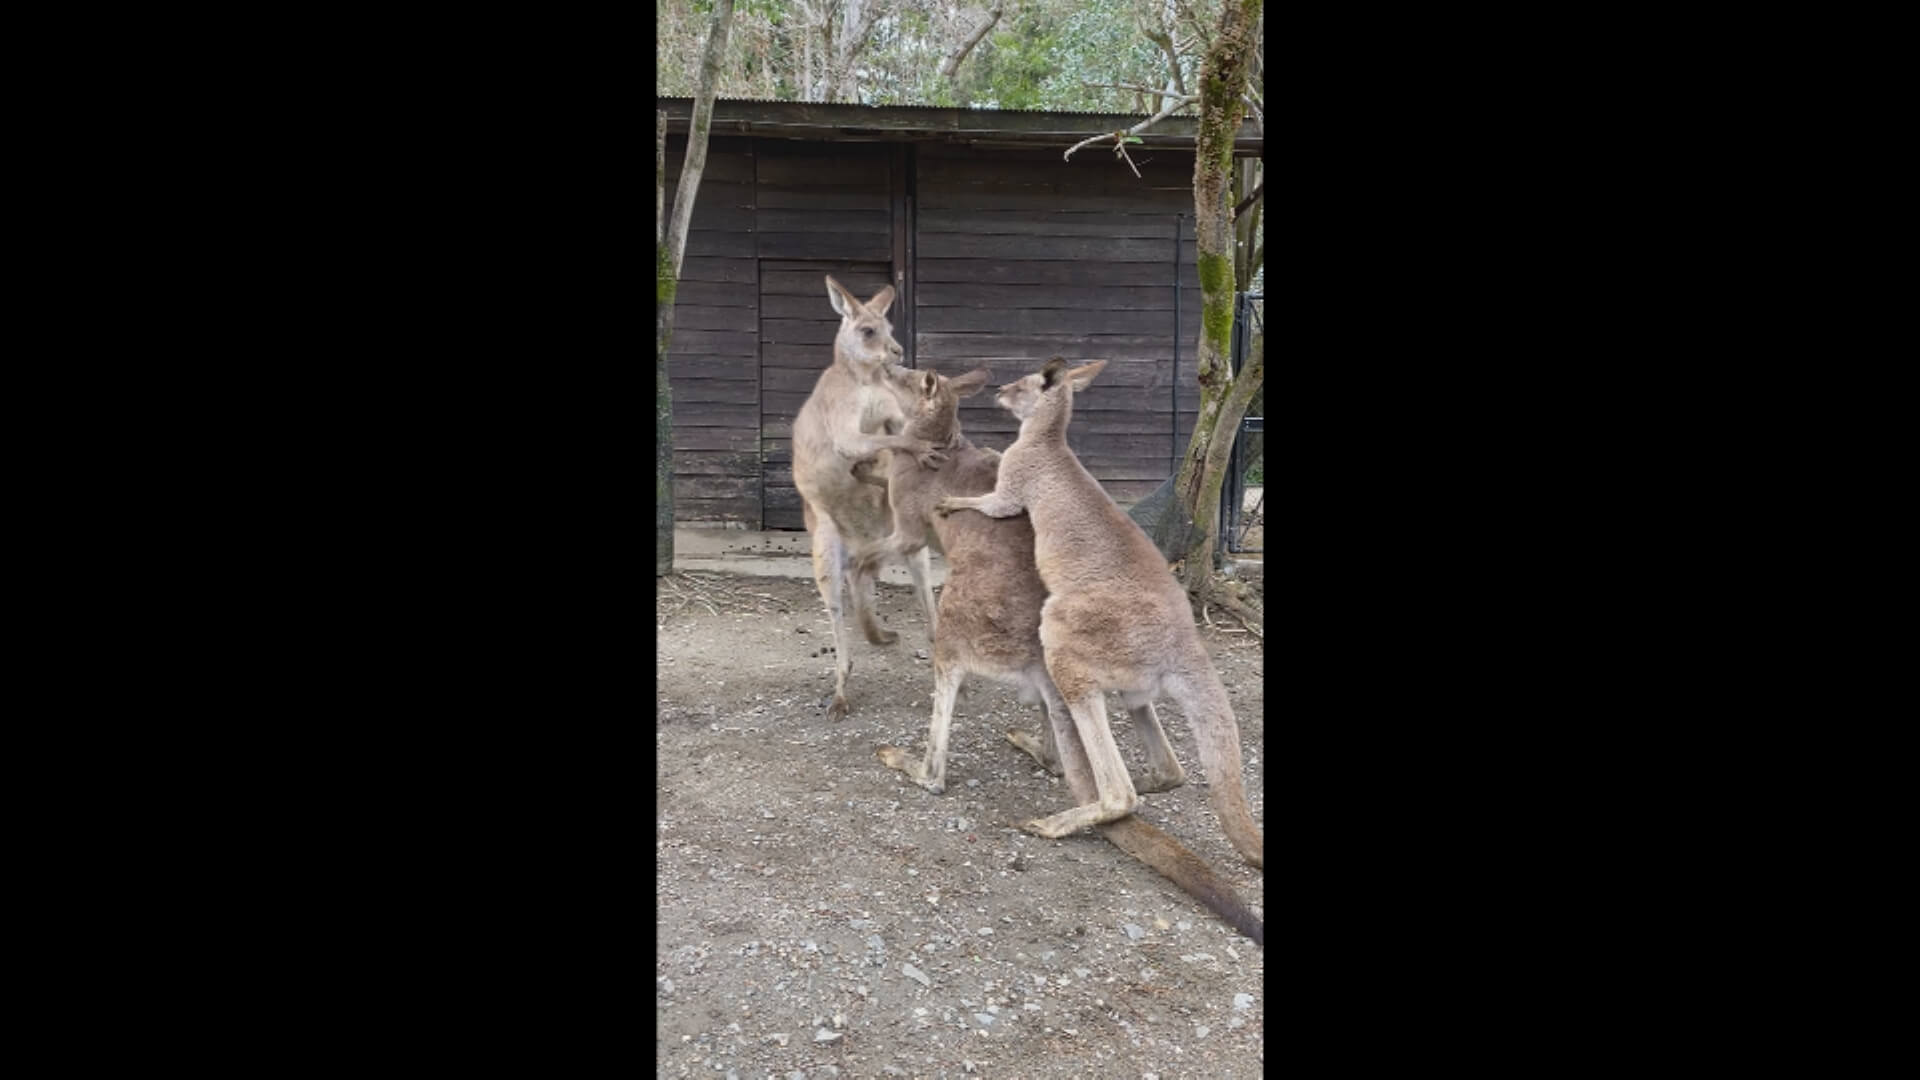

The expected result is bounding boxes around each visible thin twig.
[1064,93,1198,161]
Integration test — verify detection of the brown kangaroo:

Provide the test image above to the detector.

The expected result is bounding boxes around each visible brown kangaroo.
[937,358,1263,870]
[857,366,1262,943]
[791,277,945,720]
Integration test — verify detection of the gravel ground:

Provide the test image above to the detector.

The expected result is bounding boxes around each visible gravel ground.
[657,570,1265,1080]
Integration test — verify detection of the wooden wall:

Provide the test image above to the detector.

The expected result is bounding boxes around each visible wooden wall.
[914,143,1203,505]
[666,134,1213,527]
[664,135,759,524]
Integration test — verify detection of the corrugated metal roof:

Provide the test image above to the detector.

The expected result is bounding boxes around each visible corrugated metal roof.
[662,94,1159,119]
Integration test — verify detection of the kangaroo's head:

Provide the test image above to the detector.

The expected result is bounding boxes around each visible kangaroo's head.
[825,275,902,376]
[905,366,992,442]
[996,356,1108,428]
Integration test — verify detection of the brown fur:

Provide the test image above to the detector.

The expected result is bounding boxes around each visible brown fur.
[791,277,947,719]
[859,367,1262,943]
[936,359,1264,869]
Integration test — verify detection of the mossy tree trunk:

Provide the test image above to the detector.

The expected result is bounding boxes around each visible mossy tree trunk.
[658,0,735,577]
[1171,0,1262,597]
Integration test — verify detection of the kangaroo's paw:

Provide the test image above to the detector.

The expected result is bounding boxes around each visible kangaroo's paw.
[826,694,850,721]
[864,626,899,646]
[1022,799,1136,838]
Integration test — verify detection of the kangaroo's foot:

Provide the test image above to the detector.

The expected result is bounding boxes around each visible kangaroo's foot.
[864,626,900,646]
[875,745,945,794]
[1132,761,1188,794]
[1021,794,1138,839]
[1005,730,1063,775]
[826,693,850,721]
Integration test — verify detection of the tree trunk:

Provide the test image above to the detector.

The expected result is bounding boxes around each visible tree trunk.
[659,0,736,577]
[1171,0,1260,596]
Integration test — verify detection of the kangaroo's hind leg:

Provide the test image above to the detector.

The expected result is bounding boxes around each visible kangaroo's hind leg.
[1022,655,1139,838]
[1122,692,1188,794]
[876,650,963,794]
[808,511,856,720]
[1005,665,1066,776]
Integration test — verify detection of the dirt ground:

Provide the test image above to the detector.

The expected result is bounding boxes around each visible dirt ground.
[656,569,1265,1079]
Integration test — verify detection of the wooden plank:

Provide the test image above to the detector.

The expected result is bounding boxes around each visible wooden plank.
[918,187,1190,212]
[757,231,892,261]
[670,329,757,357]
[917,332,1177,361]
[763,418,793,439]
[676,257,756,284]
[668,355,756,381]
[756,209,890,234]
[662,140,756,183]
[761,366,828,393]
[760,269,895,296]
[759,343,837,369]
[675,474,759,500]
[687,231,756,258]
[917,155,1191,188]
[759,318,840,345]
[917,258,1192,286]
[671,401,759,428]
[673,450,760,477]
[918,307,1176,335]
[761,390,812,417]
[954,412,1197,435]
[919,233,1197,262]
[763,510,807,531]
[669,380,760,406]
[663,180,755,213]
[763,294,904,320]
[917,210,1179,239]
[763,485,804,510]
[755,155,889,187]
[672,281,760,308]
[754,186,889,211]
[671,304,760,332]
[917,282,1197,311]
[673,427,758,452]
[676,496,760,523]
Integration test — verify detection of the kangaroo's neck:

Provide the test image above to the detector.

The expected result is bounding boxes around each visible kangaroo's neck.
[908,408,969,450]
[1021,393,1073,445]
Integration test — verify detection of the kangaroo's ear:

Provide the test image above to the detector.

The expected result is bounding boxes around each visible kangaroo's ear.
[825,276,858,319]
[865,285,897,316]
[1040,356,1068,389]
[949,367,992,397]
[1066,360,1108,391]
[921,370,939,397]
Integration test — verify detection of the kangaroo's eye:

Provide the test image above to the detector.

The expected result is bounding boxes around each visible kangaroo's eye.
[861,327,874,339]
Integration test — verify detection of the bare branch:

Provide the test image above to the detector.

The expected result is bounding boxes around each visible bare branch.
[1232,179,1263,220]
[941,3,1004,78]
[1082,80,1180,97]
[1242,94,1263,129]
[1143,26,1185,96]
[1063,93,1199,161]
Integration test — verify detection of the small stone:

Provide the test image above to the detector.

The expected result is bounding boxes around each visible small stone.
[796,626,809,633]
[1176,920,1192,931]
[973,1012,995,1027]
[1153,917,1170,930]
[813,1028,842,1043]
[661,978,675,994]
[789,1072,807,1080]
[833,1012,846,1029]
[769,1033,790,1047]
[1234,992,1255,1010]
[915,648,928,660]
[1123,923,1146,941]
[1227,1016,1245,1029]
[868,935,886,952]
[977,927,992,936]
[1196,1025,1211,1038]
[902,962,932,987]
[966,778,980,788]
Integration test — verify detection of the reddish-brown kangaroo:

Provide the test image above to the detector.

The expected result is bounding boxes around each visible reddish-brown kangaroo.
[938,358,1263,871]
[857,366,1262,942]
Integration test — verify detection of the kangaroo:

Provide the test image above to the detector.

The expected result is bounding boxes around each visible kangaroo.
[937,358,1263,869]
[856,367,1262,943]
[791,276,945,720]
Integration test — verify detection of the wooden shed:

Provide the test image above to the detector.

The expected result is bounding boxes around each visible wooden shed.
[660,98,1262,530]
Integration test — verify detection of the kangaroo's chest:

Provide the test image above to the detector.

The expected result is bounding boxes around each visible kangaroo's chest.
[851,384,902,436]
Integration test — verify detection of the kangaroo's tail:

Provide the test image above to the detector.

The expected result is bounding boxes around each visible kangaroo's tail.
[1096,816,1263,946]
[1166,665,1264,869]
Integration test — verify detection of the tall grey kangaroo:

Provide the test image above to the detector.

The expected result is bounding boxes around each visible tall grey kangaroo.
[791,276,945,720]
[937,358,1263,870]
[854,366,1262,942]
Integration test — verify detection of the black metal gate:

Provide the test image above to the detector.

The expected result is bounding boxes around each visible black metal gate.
[1221,291,1264,559]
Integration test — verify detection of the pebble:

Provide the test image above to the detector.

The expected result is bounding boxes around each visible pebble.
[1177,921,1192,931]
[1153,917,1170,930]
[868,935,886,952]
[769,1033,790,1047]
[966,778,979,788]
[1124,923,1146,941]
[789,1072,807,1080]
[915,649,928,659]
[1196,1025,1211,1038]
[901,962,932,987]
[974,1012,995,1027]
[813,1028,842,1043]
[977,927,992,936]
[1234,992,1255,1010]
